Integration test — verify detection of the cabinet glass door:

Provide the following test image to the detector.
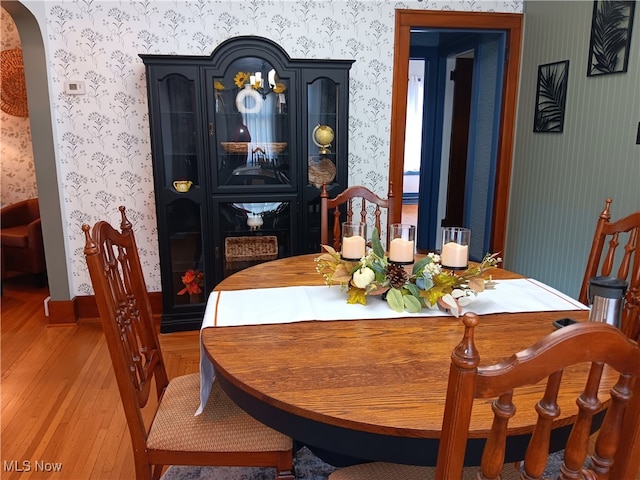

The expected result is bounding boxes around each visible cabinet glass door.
[216,199,293,278]
[166,199,205,306]
[307,78,339,189]
[157,74,199,188]
[210,57,291,189]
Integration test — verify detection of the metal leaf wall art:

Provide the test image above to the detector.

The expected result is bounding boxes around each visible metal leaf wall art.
[533,60,569,134]
[587,0,636,76]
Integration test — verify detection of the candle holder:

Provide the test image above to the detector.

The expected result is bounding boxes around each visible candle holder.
[441,227,470,270]
[341,222,367,261]
[388,224,415,265]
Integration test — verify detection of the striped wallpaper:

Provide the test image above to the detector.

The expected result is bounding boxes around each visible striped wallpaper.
[506,0,640,299]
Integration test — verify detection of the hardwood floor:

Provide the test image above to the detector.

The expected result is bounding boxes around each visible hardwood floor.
[401,204,418,226]
[1,274,200,479]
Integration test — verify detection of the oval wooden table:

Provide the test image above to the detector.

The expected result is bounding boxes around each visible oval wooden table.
[201,255,615,468]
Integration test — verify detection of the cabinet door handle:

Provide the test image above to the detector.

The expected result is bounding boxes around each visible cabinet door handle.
[208,122,214,136]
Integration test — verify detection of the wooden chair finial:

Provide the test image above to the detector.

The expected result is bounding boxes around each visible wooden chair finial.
[452,313,480,370]
[82,223,99,255]
[119,205,132,233]
[601,198,613,222]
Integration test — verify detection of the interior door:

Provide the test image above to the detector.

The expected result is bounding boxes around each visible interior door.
[442,57,473,228]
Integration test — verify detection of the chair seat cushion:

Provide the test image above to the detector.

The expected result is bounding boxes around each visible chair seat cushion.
[147,373,292,453]
[328,461,522,480]
[1,226,29,248]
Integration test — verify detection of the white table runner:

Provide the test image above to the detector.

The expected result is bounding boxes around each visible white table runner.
[196,278,587,414]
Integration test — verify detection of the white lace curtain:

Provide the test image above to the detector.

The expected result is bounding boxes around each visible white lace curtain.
[242,93,276,164]
[403,75,424,173]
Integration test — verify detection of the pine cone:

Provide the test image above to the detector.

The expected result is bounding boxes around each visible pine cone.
[386,263,409,289]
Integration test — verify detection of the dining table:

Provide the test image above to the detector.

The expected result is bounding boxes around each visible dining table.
[198,254,638,475]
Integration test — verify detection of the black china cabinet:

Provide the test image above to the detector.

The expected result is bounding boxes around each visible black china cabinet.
[140,37,353,332]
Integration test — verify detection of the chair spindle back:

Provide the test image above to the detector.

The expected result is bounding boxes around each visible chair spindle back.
[579,198,640,341]
[320,182,394,251]
[82,207,168,443]
[436,313,640,480]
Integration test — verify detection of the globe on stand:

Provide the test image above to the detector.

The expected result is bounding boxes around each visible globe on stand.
[312,124,334,154]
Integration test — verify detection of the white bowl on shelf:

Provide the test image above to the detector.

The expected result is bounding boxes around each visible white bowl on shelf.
[232,202,282,215]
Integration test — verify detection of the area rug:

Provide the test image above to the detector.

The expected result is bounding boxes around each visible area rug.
[160,446,567,480]
[160,446,338,480]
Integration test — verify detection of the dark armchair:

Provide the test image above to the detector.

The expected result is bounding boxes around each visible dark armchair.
[1,198,47,285]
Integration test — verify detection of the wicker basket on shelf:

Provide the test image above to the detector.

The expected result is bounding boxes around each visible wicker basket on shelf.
[224,236,278,263]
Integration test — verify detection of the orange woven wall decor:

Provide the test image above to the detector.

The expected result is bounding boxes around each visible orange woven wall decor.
[1,48,29,117]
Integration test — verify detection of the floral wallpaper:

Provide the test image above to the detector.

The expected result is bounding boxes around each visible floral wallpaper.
[0,7,37,208]
[9,0,522,296]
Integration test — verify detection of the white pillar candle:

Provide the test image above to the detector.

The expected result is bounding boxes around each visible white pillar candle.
[389,238,414,263]
[342,235,366,259]
[441,242,469,268]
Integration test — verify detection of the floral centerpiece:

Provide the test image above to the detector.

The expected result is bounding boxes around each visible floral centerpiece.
[177,269,204,296]
[315,229,501,316]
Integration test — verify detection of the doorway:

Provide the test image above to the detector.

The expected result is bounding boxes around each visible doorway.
[390,10,523,257]
[3,2,70,306]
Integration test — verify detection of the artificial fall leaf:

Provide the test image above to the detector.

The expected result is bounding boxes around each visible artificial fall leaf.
[438,294,461,317]
[333,264,353,283]
[367,285,389,296]
[316,253,337,263]
[347,287,368,305]
[468,277,485,292]
[432,273,460,288]
[420,285,448,306]
[386,288,404,312]
[457,294,474,307]
[403,294,422,313]
[321,244,338,255]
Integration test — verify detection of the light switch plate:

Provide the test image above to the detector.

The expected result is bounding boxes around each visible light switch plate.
[64,81,86,95]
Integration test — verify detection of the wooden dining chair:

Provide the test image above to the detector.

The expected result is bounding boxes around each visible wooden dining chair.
[329,313,640,480]
[320,182,394,251]
[578,198,640,342]
[82,206,294,480]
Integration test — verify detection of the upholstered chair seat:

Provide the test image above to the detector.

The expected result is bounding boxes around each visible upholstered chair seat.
[147,374,292,453]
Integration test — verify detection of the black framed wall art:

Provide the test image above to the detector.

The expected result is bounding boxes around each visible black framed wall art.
[533,60,569,134]
[587,0,636,76]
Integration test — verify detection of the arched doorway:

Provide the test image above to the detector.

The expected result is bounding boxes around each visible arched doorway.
[3,1,71,308]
